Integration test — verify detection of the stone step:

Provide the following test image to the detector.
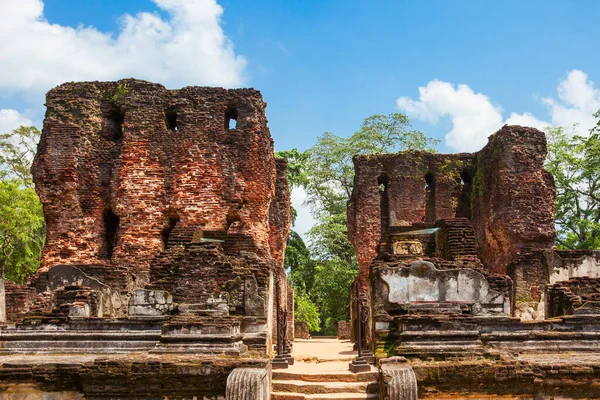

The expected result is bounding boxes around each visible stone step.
[399,330,481,339]
[0,340,159,353]
[272,370,378,383]
[271,392,378,400]
[399,340,483,347]
[272,380,378,394]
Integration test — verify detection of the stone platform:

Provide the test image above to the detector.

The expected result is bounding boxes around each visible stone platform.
[0,352,268,399]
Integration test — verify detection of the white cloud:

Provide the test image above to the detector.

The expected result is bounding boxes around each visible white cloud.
[504,112,549,132]
[0,0,246,96]
[397,70,599,152]
[0,109,33,134]
[397,80,549,152]
[291,187,316,239]
[396,80,501,152]
[542,70,600,134]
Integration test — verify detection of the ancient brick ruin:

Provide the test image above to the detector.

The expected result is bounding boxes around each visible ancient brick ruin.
[0,80,292,399]
[3,79,600,398]
[349,125,600,398]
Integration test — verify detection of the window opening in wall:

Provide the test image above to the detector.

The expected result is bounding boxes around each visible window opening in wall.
[161,212,180,250]
[378,175,389,232]
[225,107,238,130]
[425,173,436,223]
[456,169,473,218]
[424,173,434,189]
[460,169,472,185]
[107,107,125,141]
[165,109,178,131]
[103,209,120,259]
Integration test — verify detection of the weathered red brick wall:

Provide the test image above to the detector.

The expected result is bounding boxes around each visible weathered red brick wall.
[349,125,556,283]
[547,276,600,317]
[269,158,291,266]
[348,152,475,286]
[32,79,279,285]
[148,241,274,316]
[3,281,36,322]
[471,125,556,274]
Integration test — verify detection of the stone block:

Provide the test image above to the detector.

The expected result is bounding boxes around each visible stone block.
[244,276,266,317]
[377,261,508,313]
[68,303,90,319]
[380,356,417,400]
[392,240,422,256]
[128,289,173,317]
[225,368,269,400]
[337,320,351,340]
[294,321,310,339]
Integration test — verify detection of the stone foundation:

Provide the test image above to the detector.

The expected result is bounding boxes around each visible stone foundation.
[294,321,309,340]
[337,321,351,340]
[0,80,292,399]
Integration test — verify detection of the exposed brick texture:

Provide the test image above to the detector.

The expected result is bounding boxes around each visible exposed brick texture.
[348,151,474,288]
[349,125,556,286]
[547,277,600,317]
[4,282,36,322]
[32,79,282,283]
[434,218,478,261]
[148,242,273,315]
[270,158,292,266]
[471,126,556,274]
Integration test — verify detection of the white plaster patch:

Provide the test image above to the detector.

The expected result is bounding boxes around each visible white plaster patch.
[550,255,600,284]
[380,262,505,308]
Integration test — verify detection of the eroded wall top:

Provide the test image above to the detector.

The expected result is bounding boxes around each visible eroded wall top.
[33,79,283,278]
[348,125,556,280]
[348,151,475,282]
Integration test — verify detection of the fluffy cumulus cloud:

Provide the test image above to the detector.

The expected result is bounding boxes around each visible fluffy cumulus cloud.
[397,80,548,152]
[0,109,33,134]
[0,0,246,95]
[397,70,599,152]
[542,70,600,133]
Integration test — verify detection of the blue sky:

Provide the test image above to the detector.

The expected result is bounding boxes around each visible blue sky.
[1,0,599,235]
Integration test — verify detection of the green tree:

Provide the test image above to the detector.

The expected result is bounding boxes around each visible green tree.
[0,126,40,186]
[305,113,438,217]
[285,231,316,294]
[278,113,438,335]
[0,125,45,282]
[311,258,358,335]
[295,293,321,332]
[545,113,600,249]
[276,149,310,225]
[0,180,45,281]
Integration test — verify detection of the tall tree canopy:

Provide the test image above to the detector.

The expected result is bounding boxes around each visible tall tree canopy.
[0,126,45,282]
[545,112,600,249]
[305,113,438,218]
[278,113,438,334]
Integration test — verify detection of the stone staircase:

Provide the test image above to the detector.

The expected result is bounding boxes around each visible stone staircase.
[271,361,379,400]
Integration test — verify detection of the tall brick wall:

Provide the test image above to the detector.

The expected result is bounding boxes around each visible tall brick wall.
[471,126,556,274]
[269,158,292,266]
[349,125,556,282]
[32,79,279,286]
[348,152,475,287]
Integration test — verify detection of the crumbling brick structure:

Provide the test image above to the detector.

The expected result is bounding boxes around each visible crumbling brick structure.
[0,80,292,399]
[348,126,563,315]
[349,125,600,398]
[32,80,283,282]
[348,126,557,286]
